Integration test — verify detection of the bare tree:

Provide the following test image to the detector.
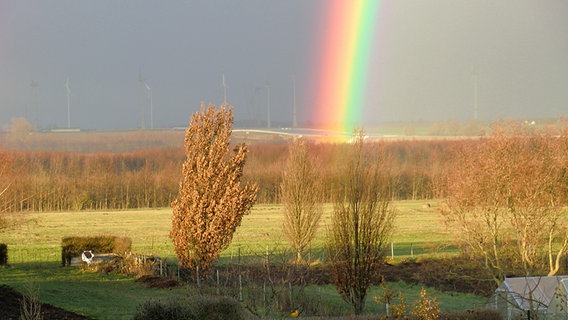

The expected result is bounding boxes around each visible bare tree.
[0,151,13,228]
[327,130,396,315]
[441,125,568,284]
[281,138,323,263]
[170,103,258,272]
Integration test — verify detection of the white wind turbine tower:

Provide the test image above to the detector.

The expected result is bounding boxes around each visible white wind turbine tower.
[138,72,153,129]
[292,75,297,128]
[138,73,146,129]
[266,82,271,129]
[65,76,71,129]
[221,73,227,106]
[30,80,39,127]
[472,67,478,121]
[143,80,153,129]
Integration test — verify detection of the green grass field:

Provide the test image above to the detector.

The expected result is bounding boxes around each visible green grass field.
[0,200,485,319]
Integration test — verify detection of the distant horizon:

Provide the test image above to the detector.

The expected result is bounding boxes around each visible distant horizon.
[1,114,565,135]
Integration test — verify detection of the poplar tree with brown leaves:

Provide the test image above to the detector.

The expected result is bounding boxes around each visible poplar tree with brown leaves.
[170,103,258,272]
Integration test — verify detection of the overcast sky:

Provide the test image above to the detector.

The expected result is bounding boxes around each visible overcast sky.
[1,1,567,131]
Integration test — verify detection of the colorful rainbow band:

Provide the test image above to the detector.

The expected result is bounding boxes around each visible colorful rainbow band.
[311,0,381,134]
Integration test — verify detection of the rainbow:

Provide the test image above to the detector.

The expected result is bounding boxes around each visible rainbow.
[310,0,382,133]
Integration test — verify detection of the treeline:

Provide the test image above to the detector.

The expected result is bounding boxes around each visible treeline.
[0,148,183,212]
[0,139,459,212]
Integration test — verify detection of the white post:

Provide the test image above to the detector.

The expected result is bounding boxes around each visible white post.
[216,269,220,295]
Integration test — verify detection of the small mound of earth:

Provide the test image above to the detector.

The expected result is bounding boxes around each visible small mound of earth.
[0,285,91,320]
[135,275,181,288]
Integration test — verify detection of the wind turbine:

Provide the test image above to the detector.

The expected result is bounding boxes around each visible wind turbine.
[143,81,153,129]
[65,76,71,129]
[266,82,271,129]
[221,74,227,106]
[138,71,146,130]
[292,75,297,128]
[138,72,153,129]
[30,80,39,127]
[472,67,478,121]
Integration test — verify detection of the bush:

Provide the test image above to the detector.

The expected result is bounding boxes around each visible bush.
[193,296,252,320]
[0,243,7,265]
[134,295,257,320]
[61,236,131,266]
[134,298,196,320]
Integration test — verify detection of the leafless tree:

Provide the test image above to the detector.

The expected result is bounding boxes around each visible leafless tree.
[441,125,568,285]
[327,130,396,315]
[280,138,323,263]
[170,103,258,272]
[0,151,13,229]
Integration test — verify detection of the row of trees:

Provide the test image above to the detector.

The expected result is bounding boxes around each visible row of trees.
[0,138,456,213]
[170,105,396,314]
[0,149,182,212]
[169,105,567,314]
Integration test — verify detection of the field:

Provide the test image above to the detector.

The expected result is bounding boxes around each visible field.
[2,200,454,264]
[0,200,488,319]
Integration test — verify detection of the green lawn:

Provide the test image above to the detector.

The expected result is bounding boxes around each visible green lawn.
[2,263,190,319]
[3,200,454,264]
[0,200,485,319]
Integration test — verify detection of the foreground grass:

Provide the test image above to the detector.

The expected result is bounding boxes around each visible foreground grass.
[1,264,485,319]
[0,200,484,319]
[2,262,190,319]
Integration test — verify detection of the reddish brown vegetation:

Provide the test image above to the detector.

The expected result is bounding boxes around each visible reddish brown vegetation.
[0,148,183,212]
[0,138,458,212]
[440,128,568,284]
[170,105,258,271]
[1,123,565,213]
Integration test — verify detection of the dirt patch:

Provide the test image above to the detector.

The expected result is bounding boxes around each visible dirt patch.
[135,275,181,289]
[0,285,92,320]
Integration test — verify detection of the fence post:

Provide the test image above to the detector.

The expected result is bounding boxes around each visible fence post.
[216,269,220,295]
[391,242,394,260]
[196,265,200,288]
[238,247,243,302]
[410,243,414,257]
[289,281,294,310]
[263,281,267,308]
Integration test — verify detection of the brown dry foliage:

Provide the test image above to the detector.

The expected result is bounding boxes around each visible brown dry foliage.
[170,104,258,272]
